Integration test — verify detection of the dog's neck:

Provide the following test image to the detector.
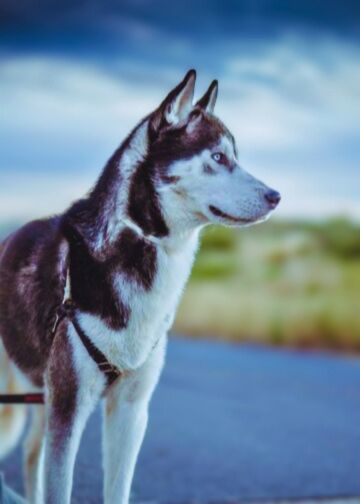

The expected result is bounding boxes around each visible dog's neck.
[68,118,201,257]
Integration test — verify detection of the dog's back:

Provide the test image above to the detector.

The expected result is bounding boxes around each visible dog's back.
[0,217,68,386]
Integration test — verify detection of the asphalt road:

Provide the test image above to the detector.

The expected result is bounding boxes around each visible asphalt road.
[1,336,360,503]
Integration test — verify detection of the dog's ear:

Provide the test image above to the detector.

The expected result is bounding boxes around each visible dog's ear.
[151,69,196,131]
[195,80,218,114]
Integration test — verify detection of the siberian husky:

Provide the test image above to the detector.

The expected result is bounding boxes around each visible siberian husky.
[0,70,280,503]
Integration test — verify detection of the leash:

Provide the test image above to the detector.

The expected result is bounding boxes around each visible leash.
[0,394,44,404]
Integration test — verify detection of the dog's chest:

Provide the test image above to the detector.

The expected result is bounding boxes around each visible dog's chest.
[78,232,199,371]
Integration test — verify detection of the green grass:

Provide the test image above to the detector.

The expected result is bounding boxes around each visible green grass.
[174,218,360,351]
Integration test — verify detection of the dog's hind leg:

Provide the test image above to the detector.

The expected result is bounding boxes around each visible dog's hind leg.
[23,405,45,504]
[103,334,167,504]
[42,325,105,504]
[0,340,27,460]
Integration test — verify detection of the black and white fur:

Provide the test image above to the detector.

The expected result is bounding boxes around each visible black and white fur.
[0,70,280,504]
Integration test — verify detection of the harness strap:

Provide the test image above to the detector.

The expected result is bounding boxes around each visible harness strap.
[53,281,121,388]
[0,259,121,406]
[71,316,120,386]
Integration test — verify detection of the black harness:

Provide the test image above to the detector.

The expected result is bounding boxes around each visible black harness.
[52,298,121,387]
[0,269,121,405]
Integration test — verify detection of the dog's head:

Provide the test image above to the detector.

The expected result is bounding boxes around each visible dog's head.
[128,70,280,235]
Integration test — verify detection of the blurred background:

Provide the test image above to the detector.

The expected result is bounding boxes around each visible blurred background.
[1,0,360,351]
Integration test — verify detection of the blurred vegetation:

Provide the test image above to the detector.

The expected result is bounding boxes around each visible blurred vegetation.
[1,218,359,352]
[175,218,360,352]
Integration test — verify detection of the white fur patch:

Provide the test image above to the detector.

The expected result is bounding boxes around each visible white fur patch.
[78,228,199,372]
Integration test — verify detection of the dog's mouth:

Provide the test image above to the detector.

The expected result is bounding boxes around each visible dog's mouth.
[208,205,255,224]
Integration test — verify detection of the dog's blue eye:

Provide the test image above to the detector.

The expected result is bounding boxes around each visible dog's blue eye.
[212,152,224,163]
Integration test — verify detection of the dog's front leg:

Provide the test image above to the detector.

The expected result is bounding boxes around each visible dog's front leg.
[103,334,167,504]
[43,325,105,504]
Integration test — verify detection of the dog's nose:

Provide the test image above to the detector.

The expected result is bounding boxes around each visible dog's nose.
[265,189,281,208]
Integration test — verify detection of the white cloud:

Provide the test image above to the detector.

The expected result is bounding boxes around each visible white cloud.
[221,35,360,151]
[0,37,359,222]
[0,56,160,143]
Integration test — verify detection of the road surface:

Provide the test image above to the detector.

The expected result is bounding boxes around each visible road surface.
[1,336,360,503]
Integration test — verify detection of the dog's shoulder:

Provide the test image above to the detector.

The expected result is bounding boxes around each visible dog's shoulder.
[0,216,69,383]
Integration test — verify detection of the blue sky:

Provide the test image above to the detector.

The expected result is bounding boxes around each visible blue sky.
[1,0,359,221]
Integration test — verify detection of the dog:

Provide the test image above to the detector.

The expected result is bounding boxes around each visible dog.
[0,69,280,503]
